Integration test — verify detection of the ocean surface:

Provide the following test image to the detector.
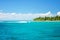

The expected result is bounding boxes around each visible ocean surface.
[0,21,60,40]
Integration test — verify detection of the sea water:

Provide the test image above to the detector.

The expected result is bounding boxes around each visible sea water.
[0,22,60,40]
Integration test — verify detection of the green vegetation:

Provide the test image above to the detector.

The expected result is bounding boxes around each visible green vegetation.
[33,16,60,21]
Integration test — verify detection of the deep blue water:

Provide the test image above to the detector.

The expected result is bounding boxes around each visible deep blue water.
[0,22,60,40]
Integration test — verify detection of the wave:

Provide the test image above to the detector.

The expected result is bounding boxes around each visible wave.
[0,21,31,23]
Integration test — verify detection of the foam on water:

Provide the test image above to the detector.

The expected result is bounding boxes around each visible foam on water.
[18,21,31,23]
[0,20,31,23]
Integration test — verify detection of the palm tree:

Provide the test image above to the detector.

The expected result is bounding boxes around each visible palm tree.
[33,15,60,21]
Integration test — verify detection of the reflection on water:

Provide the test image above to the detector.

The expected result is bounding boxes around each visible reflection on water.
[0,22,60,40]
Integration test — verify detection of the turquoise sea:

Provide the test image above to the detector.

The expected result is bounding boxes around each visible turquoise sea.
[0,22,60,40]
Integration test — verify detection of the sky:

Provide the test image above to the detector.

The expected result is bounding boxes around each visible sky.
[0,0,60,13]
[0,0,60,20]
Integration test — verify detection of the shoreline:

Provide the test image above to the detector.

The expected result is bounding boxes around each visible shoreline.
[32,21,60,22]
[0,20,60,23]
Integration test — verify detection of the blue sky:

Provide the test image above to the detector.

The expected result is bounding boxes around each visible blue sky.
[0,0,60,14]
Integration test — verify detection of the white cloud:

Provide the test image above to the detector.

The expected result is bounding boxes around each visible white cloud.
[57,12,60,16]
[0,11,59,21]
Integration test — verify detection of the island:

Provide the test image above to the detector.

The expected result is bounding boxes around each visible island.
[33,16,60,21]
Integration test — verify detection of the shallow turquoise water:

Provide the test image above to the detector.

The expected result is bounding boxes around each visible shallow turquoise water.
[0,22,60,40]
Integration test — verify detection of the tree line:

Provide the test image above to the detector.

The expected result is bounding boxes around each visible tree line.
[33,16,60,21]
